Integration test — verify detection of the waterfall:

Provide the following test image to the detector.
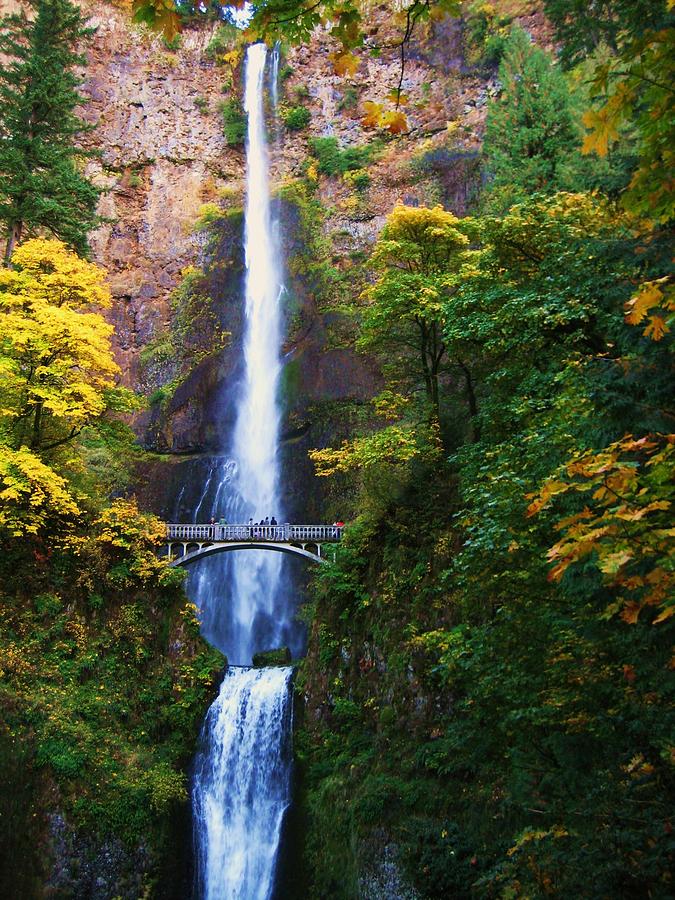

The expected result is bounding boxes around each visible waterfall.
[186,39,300,665]
[192,667,294,900]
[270,42,280,111]
[191,43,294,899]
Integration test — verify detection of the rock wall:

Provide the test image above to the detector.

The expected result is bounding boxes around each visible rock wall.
[71,2,488,473]
[1,0,549,496]
[77,2,237,389]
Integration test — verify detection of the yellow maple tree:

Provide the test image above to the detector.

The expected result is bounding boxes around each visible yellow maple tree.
[0,239,132,536]
[0,238,119,453]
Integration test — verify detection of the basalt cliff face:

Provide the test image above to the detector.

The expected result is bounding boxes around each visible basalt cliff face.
[0,0,551,500]
[62,0,548,520]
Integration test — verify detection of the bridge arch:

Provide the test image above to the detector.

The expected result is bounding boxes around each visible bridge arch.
[168,541,327,567]
[165,523,343,568]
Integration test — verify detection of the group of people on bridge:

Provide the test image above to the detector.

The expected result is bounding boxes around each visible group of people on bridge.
[209,516,280,535]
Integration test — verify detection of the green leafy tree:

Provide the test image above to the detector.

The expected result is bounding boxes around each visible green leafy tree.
[0,0,100,262]
[483,27,583,209]
[359,204,470,421]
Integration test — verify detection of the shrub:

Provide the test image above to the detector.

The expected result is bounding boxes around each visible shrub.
[219,99,247,146]
[205,23,239,61]
[337,85,359,111]
[163,33,181,51]
[344,168,370,192]
[282,105,311,131]
[309,136,377,176]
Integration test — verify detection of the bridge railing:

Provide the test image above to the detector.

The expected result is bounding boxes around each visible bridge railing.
[166,523,344,543]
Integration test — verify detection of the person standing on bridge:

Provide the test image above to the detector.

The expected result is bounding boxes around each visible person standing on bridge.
[270,516,277,526]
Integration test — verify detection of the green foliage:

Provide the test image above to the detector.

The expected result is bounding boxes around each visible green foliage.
[252,647,291,667]
[343,168,370,192]
[204,22,240,60]
[0,498,224,848]
[243,0,458,47]
[139,265,229,408]
[274,177,344,307]
[543,2,674,222]
[281,104,311,130]
[482,27,585,210]
[357,204,471,420]
[309,136,377,176]
[542,0,667,68]
[0,0,101,261]
[219,98,247,146]
[162,31,181,51]
[337,85,359,111]
[464,1,512,69]
[292,83,311,101]
[298,24,674,886]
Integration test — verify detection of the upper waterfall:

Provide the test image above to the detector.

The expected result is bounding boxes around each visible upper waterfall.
[232,41,283,524]
[185,41,298,665]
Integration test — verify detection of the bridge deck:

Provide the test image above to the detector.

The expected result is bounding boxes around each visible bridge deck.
[167,523,343,543]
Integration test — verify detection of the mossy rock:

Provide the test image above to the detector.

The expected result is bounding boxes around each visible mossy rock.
[252,647,292,667]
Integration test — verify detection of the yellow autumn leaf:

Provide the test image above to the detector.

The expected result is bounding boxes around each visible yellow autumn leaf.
[386,90,409,105]
[330,51,360,77]
[643,314,670,341]
[362,100,383,129]
[625,282,663,324]
[380,109,408,134]
[599,549,633,575]
[620,601,642,624]
[653,605,675,624]
[582,106,620,157]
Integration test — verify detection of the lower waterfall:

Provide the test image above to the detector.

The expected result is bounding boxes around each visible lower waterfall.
[192,667,294,900]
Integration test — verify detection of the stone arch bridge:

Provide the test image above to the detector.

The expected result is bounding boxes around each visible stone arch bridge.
[166,523,343,567]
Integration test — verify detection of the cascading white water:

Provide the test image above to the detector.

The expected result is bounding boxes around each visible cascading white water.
[192,667,294,900]
[191,43,295,900]
[269,42,280,111]
[225,40,285,664]
[186,40,299,665]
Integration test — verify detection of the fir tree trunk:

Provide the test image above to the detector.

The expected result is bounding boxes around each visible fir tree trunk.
[3,222,22,266]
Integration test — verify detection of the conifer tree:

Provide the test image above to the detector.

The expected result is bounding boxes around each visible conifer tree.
[0,0,100,263]
[483,26,582,209]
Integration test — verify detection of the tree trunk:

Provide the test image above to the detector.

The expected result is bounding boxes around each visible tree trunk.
[30,401,43,451]
[428,323,444,420]
[3,221,22,266]
[458,360,480,442]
